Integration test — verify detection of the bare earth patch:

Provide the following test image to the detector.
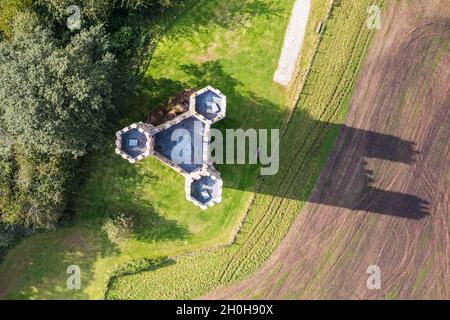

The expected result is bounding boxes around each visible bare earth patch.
[205,0,449,299]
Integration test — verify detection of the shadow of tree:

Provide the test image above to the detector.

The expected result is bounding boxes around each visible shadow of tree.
[0,145,189,299]
[121,0,285,91]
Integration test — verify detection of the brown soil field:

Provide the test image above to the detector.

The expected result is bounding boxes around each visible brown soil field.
[205,0,450,299]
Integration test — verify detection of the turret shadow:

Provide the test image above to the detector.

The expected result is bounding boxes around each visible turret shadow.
[135,60,429,220]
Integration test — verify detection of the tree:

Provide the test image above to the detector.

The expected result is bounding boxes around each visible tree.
[0,15,116,157]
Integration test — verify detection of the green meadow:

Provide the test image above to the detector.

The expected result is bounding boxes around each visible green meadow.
[0,0,310,299]
[0,0,380,300]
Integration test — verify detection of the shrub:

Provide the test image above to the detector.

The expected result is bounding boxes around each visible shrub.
[101,213,135,244]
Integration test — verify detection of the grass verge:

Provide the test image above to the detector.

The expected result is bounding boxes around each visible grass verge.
[105,0,382,299]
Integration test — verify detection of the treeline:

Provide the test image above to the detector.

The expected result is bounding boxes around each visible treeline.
[0,0,177,256]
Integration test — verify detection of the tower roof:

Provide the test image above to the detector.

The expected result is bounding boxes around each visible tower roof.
[115,122,153,163]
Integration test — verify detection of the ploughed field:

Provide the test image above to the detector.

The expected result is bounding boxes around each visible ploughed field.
[205,0,450,299]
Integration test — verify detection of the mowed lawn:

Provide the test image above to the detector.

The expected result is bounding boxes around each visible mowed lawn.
[0,0,298,299]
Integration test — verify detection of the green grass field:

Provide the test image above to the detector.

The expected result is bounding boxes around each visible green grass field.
[105,0,383,299]
[0,0,322,299]
[0,0,381,300]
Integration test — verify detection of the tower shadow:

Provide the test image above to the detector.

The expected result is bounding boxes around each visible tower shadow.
[137,60,429,220]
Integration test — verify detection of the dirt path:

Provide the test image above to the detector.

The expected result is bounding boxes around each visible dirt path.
[273,0,312,86]
[205,0,450,299]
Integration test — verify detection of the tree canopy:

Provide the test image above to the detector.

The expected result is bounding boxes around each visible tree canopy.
[0,17,116,156]
[0,0,179,242]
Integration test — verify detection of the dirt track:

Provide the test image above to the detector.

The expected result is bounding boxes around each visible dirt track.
[205,0,450,299]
